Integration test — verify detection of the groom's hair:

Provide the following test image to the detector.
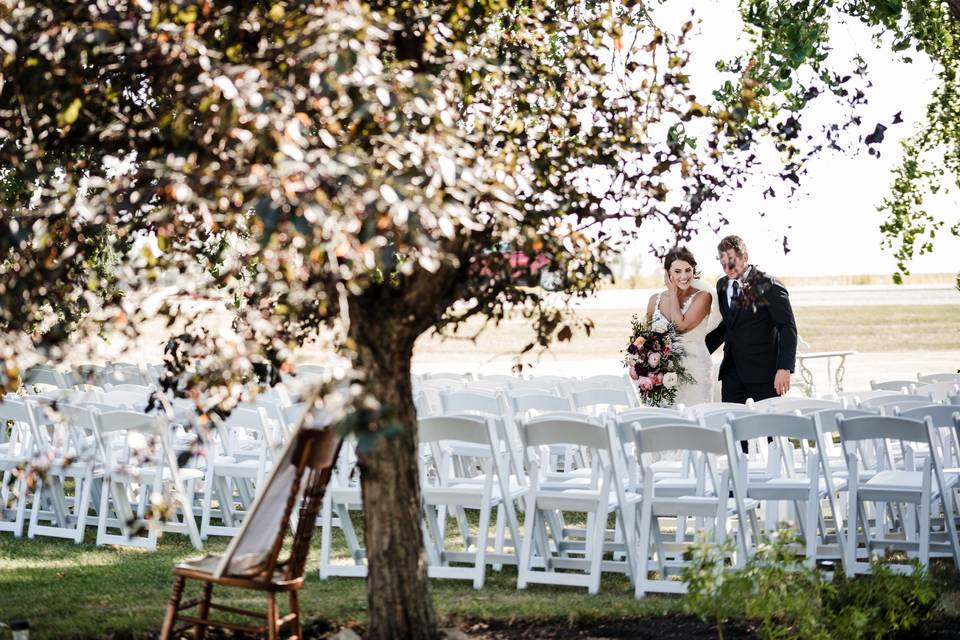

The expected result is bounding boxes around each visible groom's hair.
[717,235,747,256]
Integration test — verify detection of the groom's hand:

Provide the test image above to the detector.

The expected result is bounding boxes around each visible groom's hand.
[775,369,791,396]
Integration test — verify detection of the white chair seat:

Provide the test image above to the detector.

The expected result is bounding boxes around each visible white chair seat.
[651,495,759,518]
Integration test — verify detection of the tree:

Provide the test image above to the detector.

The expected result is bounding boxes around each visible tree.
[3,1,956,637]
[708,0,960,284]
[0,1,740,637]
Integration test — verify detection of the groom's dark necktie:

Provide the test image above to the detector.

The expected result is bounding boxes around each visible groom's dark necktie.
[731,280,741,304]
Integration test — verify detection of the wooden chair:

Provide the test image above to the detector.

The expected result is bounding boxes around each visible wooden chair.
[160,425,341,640]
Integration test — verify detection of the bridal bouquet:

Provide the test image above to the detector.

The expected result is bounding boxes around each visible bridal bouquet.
[623,315,694,407]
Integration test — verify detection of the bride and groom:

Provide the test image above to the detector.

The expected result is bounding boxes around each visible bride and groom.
[645,235,798,407]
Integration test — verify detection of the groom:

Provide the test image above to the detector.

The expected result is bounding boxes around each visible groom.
[705,235,798,405]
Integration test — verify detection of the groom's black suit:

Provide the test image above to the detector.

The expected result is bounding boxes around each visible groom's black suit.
[705,267,798,403]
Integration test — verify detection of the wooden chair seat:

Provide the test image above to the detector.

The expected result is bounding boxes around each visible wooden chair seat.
[172,555,305,592]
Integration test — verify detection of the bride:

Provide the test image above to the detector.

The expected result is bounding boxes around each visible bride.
[645,247,717,406]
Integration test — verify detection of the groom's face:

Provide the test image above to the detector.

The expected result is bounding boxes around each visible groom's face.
[719,249,749,280]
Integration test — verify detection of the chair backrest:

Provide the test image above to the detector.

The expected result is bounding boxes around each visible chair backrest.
[697,407,754,429]
[0,397,36,425]
[510,379,562,393]
[918,372,960,383]
[216,425,341,580]
[616,406,686,421]
[22,366,69,389]
[837,414,931,445]
[507,391,572,415]
[690,402,751,415]
[424,372,473,382]
[808,407,875,435]
[615,413,698,445]
[914,381,960,403]
[523,413,609,449]
[751,397,842,413]
[477,374,519,385]
[870,379,916,392]
[580,374,630,388]
[897,404,960,428]
[727,412,817,443]
[419,415,492,446]
[465,379,513,393]
[95,409,161,434]
[634,423,728,456]
[570,386,635,411]
[859,393,932,410]
[439,389,502,416]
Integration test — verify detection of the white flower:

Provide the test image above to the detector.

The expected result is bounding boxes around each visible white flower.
[651,319,669,334]
[663,372,679,388]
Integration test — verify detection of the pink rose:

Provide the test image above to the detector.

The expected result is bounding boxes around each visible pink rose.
[637,376,654,392]
[647,352,661,368]
[650,372,663,386]
[628,366,639,381]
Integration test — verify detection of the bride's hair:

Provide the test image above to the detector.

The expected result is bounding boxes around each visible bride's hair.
[663,246,701,278]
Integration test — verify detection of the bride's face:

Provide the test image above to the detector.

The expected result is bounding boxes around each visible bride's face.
[668,260,695,291]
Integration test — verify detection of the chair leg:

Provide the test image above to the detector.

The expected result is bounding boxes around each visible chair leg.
[194,582,213,640]
[289,591,303,640]
[266,592,278,640]
[160,576,186,640]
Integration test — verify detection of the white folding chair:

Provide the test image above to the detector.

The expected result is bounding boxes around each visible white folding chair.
[26,402,99,543]
[631,422,755,597]
[93,410,202,550]
[0,398,35,537]
[318,436,365,578]
[200,407,277,538]
[516,414,636,594]
[751,396,843,413]
[727,413,846,568]
[838,414,960,575]
[418,415,525,588]
[897,405,960,469]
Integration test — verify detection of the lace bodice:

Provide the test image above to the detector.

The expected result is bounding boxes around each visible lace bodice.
[652,288,714,406]
[652,291,709,339]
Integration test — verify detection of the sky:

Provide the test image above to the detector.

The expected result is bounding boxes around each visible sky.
[627,1,960,278]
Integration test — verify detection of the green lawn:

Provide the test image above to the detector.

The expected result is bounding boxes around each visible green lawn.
[5,521,960,639]
[0,528,685,639]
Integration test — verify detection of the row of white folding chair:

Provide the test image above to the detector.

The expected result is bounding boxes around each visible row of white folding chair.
[2,397,204,550]
[837,412,960,575]
[869,379,959,400]
[919,372,960,383]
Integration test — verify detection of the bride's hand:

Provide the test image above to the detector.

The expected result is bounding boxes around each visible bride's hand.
[664,272,679,297]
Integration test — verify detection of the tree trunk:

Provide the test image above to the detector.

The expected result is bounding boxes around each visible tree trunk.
[351,310,439,640]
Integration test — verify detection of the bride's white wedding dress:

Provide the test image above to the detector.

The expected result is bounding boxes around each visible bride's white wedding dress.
[651,283,716,407]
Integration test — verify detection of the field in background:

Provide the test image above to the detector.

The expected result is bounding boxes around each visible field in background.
[415,305,960,359]
[608,272,958,289]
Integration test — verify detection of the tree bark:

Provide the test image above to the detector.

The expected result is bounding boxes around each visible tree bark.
[350,302,439,640]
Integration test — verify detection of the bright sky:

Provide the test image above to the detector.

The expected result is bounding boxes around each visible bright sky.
[630,0,960,277]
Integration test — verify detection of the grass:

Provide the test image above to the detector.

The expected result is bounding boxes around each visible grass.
[0,526,683,639]
[5,517,960,639]
[414,305,960,360]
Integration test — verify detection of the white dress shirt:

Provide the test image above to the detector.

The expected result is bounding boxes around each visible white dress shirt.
[726,266,753,307]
